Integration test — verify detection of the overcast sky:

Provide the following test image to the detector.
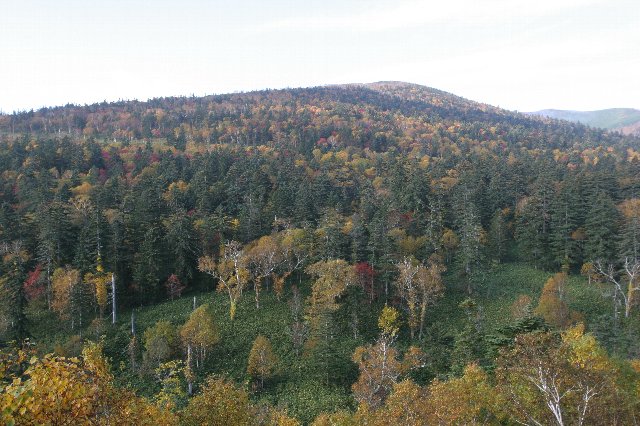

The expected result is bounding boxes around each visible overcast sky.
[1,0,639,113]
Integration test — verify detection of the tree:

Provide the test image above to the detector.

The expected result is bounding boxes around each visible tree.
[51,266,90,330]
[287,285,307,357]
[549,180,583,269]
[163,212,198,284]
[488,208,508,264]
[143,320,179,370]
[198,240,249,320]
[0,241,29,340]
[535,272,582,329]
[594,258,640,318]
[0,342,177,425]
[580,262,597,286]
[394,256,445,339]
[304,259,354,383]
[132,226,164,299]
[84,268,111,319]
[180,304,219,369]
[165,273,185,300]
[394,258,420,339]
[424,364,499,425]
[417,255,445,339]
[618,198,640,260]
[247,235,282,308]
[354,261,376,303]
[277,228,310,297]
[180,375,254,426]
[496,326,626,425]
[35,201,72,309]
[247,335,278,389]
[357,379,426,426]
[455,189,485,294]
[584,191,618,264]
[154,360,187,411]
[451,298,488,375]
[351,306,425,409]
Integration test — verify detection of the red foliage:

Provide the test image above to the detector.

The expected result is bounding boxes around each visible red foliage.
[24,264,45,301]
[98,168,108,183]
[165,274,186,301]
[354,262,376,303]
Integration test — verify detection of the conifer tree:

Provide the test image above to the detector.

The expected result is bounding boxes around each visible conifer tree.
[584,191,618,264]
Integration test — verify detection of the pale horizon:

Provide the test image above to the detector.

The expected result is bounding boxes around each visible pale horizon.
[2,0,639,114]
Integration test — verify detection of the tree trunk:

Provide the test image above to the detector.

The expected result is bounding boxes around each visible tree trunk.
[111,274,117,324]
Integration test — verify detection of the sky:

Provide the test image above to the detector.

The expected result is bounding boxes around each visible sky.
[1,0,639,113]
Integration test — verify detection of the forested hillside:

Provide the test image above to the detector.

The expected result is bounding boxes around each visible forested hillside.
[2,82,640,424]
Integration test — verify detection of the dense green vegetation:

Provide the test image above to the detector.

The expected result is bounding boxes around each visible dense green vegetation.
[2,82,640,424]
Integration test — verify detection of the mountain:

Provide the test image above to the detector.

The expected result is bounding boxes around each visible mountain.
[527,108,640,135]
[1,81,636,152]
[3,81,640,424]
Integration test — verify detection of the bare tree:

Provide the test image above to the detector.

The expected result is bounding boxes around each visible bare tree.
[594,258,640,318]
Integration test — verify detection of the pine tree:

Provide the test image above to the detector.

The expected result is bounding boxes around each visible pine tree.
[132,226,163,300]
[451,299,487,375]
[584,191,618,264]
[487,209,508,264]
[455,190,484,295]
[0,242,29,340]
[549,182,582,269]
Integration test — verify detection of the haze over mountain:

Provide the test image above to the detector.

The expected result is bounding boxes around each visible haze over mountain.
[528,108,640,136]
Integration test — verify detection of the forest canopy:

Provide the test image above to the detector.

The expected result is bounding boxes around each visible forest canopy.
[1,82,640,424]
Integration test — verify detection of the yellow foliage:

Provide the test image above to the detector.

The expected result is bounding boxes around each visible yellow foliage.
[51,267,82,322]
[425,364,498,424]
[0,342,176,425]
[378,306,400,339]
[247,335,278,387]
[71,181,93,197]
[180,376,253,426]
[180,304,220,367]
[619,198,640,219]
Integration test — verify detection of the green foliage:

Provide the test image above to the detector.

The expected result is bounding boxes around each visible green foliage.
[143,320,179,371]
[3,84,640,423]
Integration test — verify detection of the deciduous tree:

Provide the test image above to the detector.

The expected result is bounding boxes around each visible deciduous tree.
[198,240,249,320]
[247,335,278,389]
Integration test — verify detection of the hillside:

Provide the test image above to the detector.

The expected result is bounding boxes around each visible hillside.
[2,82,640,424]
[1,82,637,152]
[528,108,640,135]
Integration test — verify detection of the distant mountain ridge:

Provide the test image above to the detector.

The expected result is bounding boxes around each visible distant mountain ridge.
[1,81,638,151]
[527,108,640,136]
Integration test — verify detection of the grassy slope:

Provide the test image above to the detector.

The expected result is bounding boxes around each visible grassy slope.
[27,263,611,423]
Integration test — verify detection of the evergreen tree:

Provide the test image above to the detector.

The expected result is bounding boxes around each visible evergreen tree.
[549,181,583,270]
[487,209,508,264]
[454,189,484,294]
[132,226,164,300]
[451,299,487,375]
[0,242,29,340]
[163,212,198,284]
[584,191,618,263]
